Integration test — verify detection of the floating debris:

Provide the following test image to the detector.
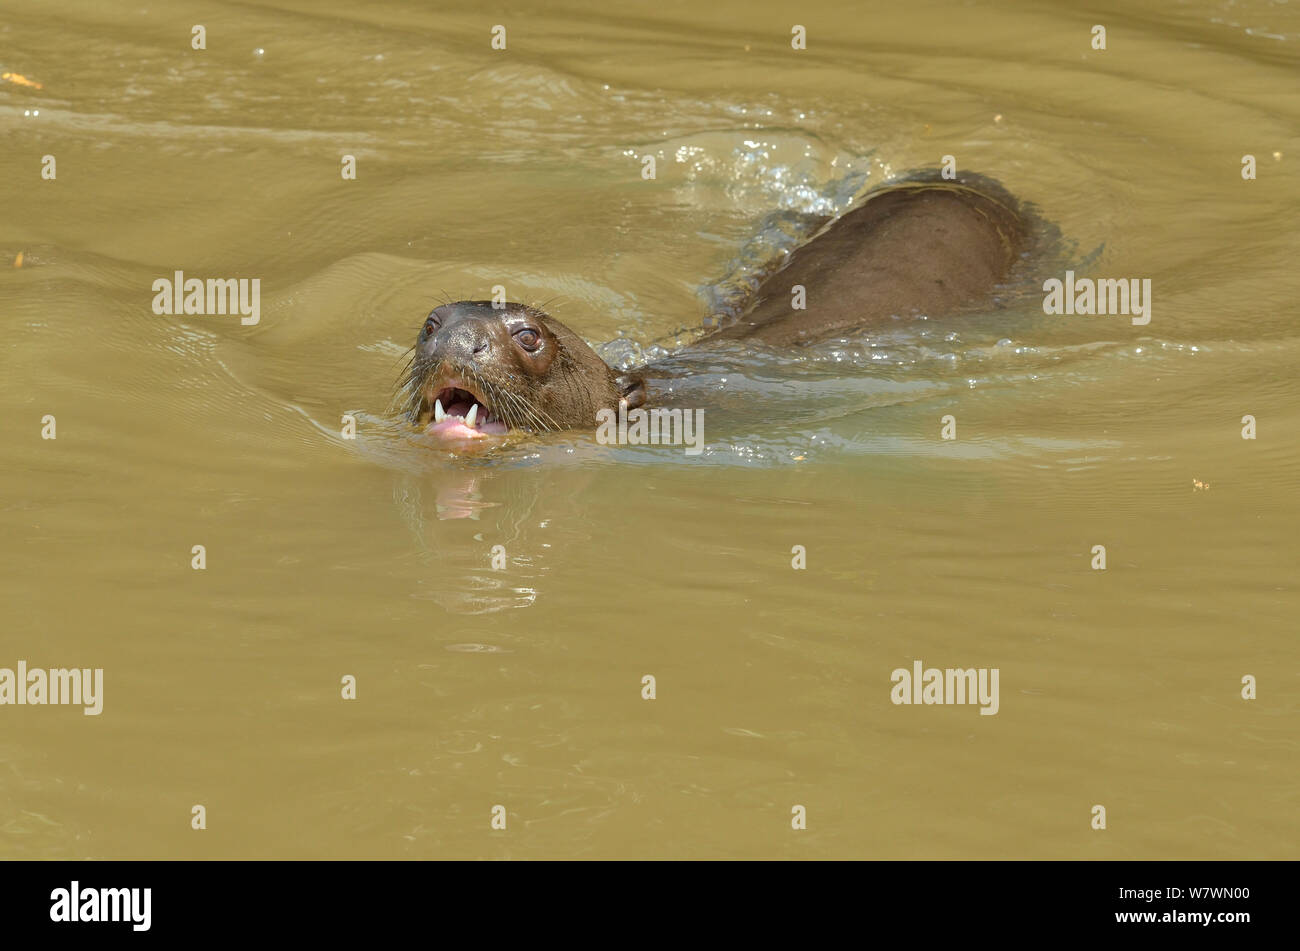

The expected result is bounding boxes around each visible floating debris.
[1,71,43,89]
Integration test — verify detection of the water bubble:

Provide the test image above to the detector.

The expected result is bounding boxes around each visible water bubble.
[597,337,644,369]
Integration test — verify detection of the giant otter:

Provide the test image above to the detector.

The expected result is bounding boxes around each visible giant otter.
[400,171,1035,442]
[400,299,645,440]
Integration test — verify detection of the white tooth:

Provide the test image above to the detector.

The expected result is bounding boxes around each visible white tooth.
[465,404,479,427]
[434,399,445,422]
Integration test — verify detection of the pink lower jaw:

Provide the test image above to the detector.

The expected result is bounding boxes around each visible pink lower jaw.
[427,417,509,440]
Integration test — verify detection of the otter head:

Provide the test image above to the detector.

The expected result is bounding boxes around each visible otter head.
[400,300,645,443]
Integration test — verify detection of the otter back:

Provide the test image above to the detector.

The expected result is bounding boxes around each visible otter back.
[710,177,1031,346]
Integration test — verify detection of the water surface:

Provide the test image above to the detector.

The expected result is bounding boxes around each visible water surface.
[2,0,1297,858]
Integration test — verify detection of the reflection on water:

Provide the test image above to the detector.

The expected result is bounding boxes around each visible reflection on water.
[1,0,1297,859]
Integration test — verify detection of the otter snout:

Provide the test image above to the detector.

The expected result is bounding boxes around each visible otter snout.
[424,309,496,365]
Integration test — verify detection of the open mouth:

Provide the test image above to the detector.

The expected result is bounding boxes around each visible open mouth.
[424,382,509,439]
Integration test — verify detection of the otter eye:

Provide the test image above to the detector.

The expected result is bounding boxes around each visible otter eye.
[514,328,541,351]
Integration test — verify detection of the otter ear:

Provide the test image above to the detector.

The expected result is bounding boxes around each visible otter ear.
[616,372,646,410]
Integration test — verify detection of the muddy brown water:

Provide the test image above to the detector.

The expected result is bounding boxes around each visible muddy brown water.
[1,0,1297,858]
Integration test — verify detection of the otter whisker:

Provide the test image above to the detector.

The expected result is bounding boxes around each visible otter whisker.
[488,380,541,432]
[490,377,557,433]
[471,368,552,433]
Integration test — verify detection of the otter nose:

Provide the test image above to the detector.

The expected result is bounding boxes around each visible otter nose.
[433,317,493,363]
